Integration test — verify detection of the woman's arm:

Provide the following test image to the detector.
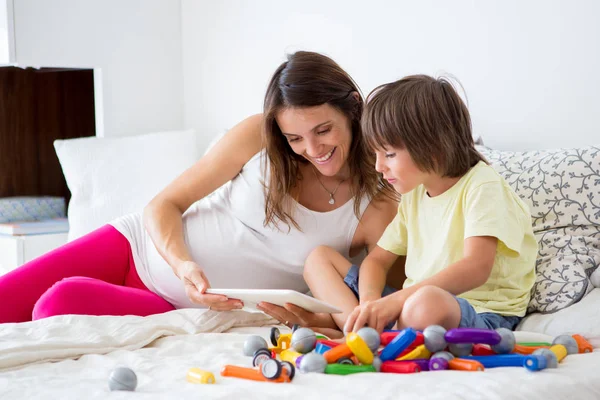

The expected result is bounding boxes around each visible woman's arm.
[143,114,263,305]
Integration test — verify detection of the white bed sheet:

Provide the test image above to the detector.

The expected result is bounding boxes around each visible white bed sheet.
[1,309,599,400]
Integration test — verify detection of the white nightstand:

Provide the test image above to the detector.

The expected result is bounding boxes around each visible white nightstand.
[0,232,69,274]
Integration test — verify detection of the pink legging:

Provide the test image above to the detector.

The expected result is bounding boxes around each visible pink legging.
[0,224,175,323]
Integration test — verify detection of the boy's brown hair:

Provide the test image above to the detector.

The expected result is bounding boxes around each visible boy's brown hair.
[362,75,485,178]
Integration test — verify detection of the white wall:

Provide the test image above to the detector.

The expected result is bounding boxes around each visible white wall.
[182,0,600,152]
[14,0,183,137]
[0,0,9,63]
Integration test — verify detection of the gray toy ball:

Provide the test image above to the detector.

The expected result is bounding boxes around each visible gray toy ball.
[108,367,137,391]
[291,328,317,354]
[532,348,558,368]
[423,325,447,353]
[243,335,269,357]
[491,328,515,354]
[372,356,383,372]
[299,352,327,373]
[552,335,579,355]
[448,342,473,357]
[431,351,454,361]
[357,327,380,352]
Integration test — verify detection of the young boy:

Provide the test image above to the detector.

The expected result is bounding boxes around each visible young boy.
[303,75,537,334]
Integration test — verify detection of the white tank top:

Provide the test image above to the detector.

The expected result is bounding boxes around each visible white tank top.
[111,151,371,308]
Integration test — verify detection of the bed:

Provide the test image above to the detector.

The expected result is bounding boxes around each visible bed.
[1,300,600,399]
[1,133,598,399]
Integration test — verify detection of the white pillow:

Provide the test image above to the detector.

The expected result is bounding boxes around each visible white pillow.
[54,129,199,241]
[517,288,600,348]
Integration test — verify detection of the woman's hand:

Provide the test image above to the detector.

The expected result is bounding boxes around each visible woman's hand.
[177,261,243,311]
[256,302,337,330]
[344,296,400,334]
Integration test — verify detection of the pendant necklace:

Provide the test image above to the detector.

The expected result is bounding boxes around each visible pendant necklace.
[312,167,346,205]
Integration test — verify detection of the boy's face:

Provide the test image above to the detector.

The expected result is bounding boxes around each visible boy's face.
[374,146,429,194]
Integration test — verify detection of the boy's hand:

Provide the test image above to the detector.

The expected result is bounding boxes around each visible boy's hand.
[344,296,400,334]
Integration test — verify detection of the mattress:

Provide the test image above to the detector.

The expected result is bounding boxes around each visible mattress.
[1,308,599,400]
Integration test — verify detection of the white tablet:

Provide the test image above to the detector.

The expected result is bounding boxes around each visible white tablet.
[205,289,342,314]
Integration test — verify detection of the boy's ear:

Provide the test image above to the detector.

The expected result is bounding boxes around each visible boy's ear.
[351,91,360,101]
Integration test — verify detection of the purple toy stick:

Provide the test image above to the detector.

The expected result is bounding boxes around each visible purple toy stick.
[445,328,501,345]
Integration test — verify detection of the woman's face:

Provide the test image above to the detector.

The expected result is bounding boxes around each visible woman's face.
[276,104,353,177]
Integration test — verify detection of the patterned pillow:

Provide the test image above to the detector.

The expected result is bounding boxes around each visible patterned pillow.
[477,145,600,313]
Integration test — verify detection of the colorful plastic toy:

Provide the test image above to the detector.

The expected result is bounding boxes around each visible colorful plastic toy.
[462,354,547,371]
[428,357,449,371]
[299,352,328,373]
[380,328,417,362]
[108,367,138,391]
[448,342,473,357]
[490,328,515,354]
[346,332,374,365]
[552,335,579,355]
[325,364,376,375]
[430,351,484,371]
[572,334,593,354]
[372,356,382,372]
[281,361,296,379]
[291,328,317,354]
[261,359,284,380]
[233,326,595,381]
[252,348,273,367]
[244,335,269,357]
[315,342,332,354]
[532,348,558,368]
[381,361,421,374]
[381,330,424,347]
[323,342,354,363]
[268,327,292,354]
[280,349,303,366]
[221,364,290,383]
[472,344,496,356]
[357,327,380,352]
[549,344,568,363]
[445,328,501,345]
[423,325,447,353]
[398,344,431,361]
[186,368,216,384]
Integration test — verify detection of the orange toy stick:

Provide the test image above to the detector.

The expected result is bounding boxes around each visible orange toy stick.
[449,358,484,371]
[572,334,593,354]
[221,365,290,383]
[513,344,549,355]
[323,344,354,363]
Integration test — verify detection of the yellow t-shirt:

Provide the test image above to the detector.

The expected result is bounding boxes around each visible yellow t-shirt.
[378,161,537,317]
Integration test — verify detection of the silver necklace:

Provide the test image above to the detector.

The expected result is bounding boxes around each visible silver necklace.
[311,167,346,205]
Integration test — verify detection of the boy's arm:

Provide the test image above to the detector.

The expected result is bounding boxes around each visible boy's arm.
[358,246,400,304]
[388,236,497,308]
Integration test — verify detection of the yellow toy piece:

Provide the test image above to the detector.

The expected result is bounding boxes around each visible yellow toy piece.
[549,344,567,362]
[346,332,374,365]
[269,333,292,354]
[398,344,431,361]
[280,349,303,365]
[186,368,216,384]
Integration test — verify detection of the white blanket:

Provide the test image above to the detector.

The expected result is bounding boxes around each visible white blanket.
[1,309,599,400]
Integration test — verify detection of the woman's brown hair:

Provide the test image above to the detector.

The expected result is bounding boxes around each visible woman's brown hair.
[262,51,396,230]
[362,74,485,178]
